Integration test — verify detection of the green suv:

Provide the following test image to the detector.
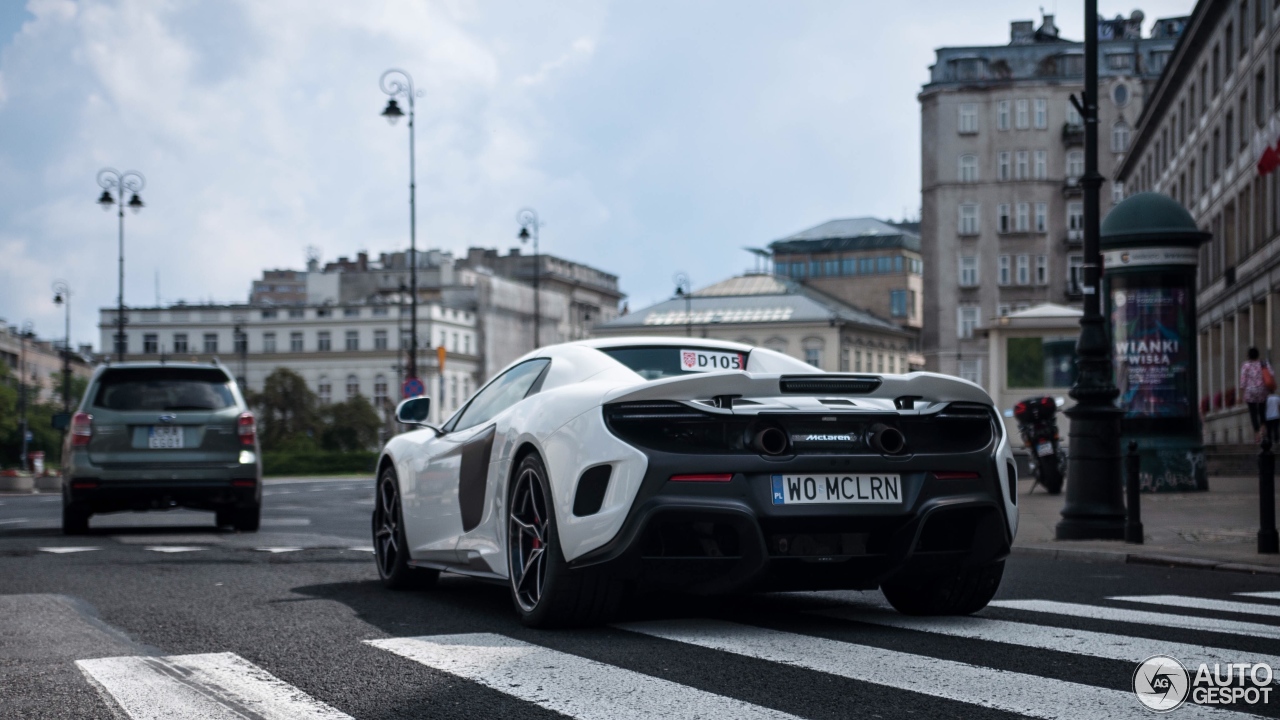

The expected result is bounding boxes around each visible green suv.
[61,362,262,534]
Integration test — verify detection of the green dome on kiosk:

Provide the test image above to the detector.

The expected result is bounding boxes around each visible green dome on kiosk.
[1100,192,1210,249]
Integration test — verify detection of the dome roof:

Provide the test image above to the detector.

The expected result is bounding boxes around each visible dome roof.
[1100,192,1210,248]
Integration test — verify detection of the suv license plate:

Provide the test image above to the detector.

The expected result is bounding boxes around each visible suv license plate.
[771,474,902,505]
[148,426,184,449]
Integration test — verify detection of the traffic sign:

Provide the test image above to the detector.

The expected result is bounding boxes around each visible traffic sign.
[402,377,425,398]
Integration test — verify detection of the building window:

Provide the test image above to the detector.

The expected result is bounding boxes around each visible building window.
[464,335,472,354]
[318,376,331,405]
[345,330,359,351]
[890,290,909,317]
[1066,150,1084,179]
[261,309,277,320]
[143,333,158,354]
[958,103,978,133]
[451,375,459,410]
[1112,181,1125,204]
[877,353,885,373]
[1109,53,1133,72]
[288,308,304,319]
[233,332,247,354]
[1015,98,1029,129]
[840,348,850,372]
[1015,150,1029,179]
[804,348,822,367]
[958,306,979,339]
[374,329,388,350]
[317,331,331,351]
[453,332,459,352]
[203,333,218,353]
[173,333,188,353]
[809,260,821,277]
[1015,202,1030,231]
[997,152,1011,180]
[343,307,360,318]
[854,350,863,372]
[372,306,389,317]
[1016,255,1030,285]
[374,374,388,407]
[860,257,874,274]
[958,154,978,182]
[346,374,359,399]
[998,303,1012,317]
[1033,150,1047,179]
[1036,255,1049,285]
[263,332,276,353]
[1068,254,1085,293]
[958,359,981,384]
[997,204,1011,233]
[1068,201,1084,232]
[823,259,839,276]
[959,255,979,287]
[842,257,856,274]
[1033,98,1047,128]
[876,257,892,273]
[1112,122,1130,153]
[290,332,303,352]
[959,204,979,235]
[998,255,1011,285]
[1034,203,1048,232]
[1008,336,1078,388]
[996,100,1010,130]
[316,307,332,318]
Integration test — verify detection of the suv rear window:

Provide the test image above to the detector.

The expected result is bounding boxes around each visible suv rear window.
[601,346,748,381]
[93,368,236,411]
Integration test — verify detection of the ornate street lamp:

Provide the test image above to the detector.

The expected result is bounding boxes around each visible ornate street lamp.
[674,272,692,337]
[52,281,71,416]
[517,208,541,349]
[96,168,145,361]
[380,69,421,390]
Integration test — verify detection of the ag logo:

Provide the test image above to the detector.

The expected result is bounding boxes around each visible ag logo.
[1134,655,1189,712]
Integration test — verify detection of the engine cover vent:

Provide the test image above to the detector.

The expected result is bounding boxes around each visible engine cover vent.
[779,376,882,395]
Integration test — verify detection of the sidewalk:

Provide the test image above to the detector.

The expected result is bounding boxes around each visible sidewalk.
[1014,475,1280,574]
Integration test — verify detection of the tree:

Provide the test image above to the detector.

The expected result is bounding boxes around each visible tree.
[252,368,321,450]
[321,395,382,452]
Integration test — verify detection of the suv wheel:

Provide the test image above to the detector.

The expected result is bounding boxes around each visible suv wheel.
[215,508,236,528]
[62,503,90,535]
[235,503,261,532]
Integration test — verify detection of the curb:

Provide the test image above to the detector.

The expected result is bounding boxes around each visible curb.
[1012,545,1280,575]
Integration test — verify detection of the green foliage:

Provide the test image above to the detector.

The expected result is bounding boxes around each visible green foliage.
[0,360,67,469]
[1006,337,1045,389]
[251,367,384,454]
[320,395,382,452]
[262,450,378,477]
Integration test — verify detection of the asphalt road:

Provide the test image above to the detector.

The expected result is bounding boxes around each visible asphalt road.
[3,478,1280,719]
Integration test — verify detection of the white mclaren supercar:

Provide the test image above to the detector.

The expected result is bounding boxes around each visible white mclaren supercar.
[373,337,1018,627]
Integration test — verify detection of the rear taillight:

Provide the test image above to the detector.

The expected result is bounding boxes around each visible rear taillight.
[71,412,93,446]
[933,471,980,480]
[238,412,256,446]
[232,479,256,488]
[669,473,734,482]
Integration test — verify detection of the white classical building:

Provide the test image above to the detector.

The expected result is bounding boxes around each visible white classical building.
[99,301,479,425]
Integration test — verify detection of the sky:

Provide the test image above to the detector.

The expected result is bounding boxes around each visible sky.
[0,0,1197,350]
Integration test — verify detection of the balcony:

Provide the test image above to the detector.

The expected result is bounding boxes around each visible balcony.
[1062,176,1083,196]
[1065,229,1083,246]
[1062,123,1084,146]
[1065,279,1084,298]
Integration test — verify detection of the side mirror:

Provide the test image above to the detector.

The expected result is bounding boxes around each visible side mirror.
[395,396,433,425]
[51,412,71,431]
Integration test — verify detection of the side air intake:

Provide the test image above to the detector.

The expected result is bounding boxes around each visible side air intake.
[779,376,882,395]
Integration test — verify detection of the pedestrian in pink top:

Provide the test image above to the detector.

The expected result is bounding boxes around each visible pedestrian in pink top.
[1241,347,1271,442]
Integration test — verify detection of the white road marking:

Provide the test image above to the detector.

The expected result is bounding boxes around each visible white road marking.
[815,607,1280,675]
[38,547,99,554]
[347,546,374,553]
[254,547,302,553]
[991,599,1280,640]
[1110,594,1280,618]
[77,652,351,719]
[618,619,1254,720]
[0,518,29,524]
[1237,591,1280,600]
[144,546,204,553]
[260,517,311,527]
[368,634,800,720]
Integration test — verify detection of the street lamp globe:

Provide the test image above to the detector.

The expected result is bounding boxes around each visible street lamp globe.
[381,98,404,125]
[127,193,144,213]
[97,190,115,210]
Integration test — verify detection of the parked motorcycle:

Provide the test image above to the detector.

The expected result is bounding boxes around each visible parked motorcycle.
[1008,396,1066,494]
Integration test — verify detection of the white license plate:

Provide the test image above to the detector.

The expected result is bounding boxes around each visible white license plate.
[148,426,184,449]
[771,474,902,505]
[1036,441,1054,457]
[680,348,745,373]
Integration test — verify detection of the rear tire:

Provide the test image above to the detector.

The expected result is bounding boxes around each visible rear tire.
[507,453,624,628]
[62,503,90,535]
[373,467,437,590]
[881,560,1005,616]
[234,503,260,532]
[1037,456,1063,495]
[215,508,235,528]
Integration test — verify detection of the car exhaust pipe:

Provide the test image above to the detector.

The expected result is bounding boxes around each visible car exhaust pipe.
[753,426,789,456]
[867,424,907,455]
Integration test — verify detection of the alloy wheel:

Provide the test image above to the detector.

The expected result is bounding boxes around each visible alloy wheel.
[374,476,401,578]
[509,466,550,612]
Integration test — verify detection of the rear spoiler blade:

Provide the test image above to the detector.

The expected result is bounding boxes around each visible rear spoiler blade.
[602,371,994,407]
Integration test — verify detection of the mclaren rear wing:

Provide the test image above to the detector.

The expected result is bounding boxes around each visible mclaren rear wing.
[601,371,994,410]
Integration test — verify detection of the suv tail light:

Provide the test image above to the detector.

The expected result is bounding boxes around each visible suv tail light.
[238,412,256,446]
[71,412,93,446]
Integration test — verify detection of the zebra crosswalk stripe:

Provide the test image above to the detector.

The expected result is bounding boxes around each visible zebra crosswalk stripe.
[1237,591,1280,600]
[991,599,1280,640]
[1110,594,1280,618]
[367,633,800,720]
[617,619,1257,720]
[813,607,1280,675]
[76,652,352,720]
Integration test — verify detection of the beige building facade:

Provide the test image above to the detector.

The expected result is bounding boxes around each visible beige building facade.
[920,12,1185,389]
[0,321,94,405]
[1119,0,1280,446]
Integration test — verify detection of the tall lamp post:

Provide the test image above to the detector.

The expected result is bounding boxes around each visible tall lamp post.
[673,273,692,337]
[379,69,421,389]
[233,324,248,389]
[17,321,34,470]
[1056,0,1126,540]
[52,282,71,416]
[96,169,145,361]
[517,208,541,349]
